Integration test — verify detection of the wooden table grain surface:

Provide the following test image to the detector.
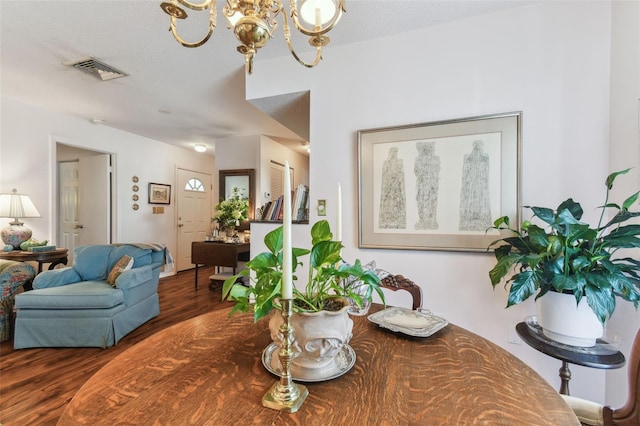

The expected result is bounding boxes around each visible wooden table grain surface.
[57,306,579,425]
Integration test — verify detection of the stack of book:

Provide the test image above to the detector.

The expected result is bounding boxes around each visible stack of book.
[256,184,309,222]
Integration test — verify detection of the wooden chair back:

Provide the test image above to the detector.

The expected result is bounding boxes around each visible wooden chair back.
[379,274,423,310]
[612,328,640,426]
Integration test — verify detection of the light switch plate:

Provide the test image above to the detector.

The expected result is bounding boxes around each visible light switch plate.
[317,199,326,216]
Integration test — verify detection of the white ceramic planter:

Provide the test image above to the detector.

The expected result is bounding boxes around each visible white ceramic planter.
[536,291,603,347]
[269,301,353,379]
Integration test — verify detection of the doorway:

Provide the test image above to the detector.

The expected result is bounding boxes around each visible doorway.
[57,144,112,263]
[176,168,212,271]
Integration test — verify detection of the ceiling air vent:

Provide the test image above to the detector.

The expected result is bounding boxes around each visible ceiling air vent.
[64,56,127,81]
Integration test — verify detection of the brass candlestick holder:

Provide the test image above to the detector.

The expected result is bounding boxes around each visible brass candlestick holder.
[262,298,308,412]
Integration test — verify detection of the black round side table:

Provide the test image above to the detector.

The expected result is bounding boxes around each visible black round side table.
[516,318,625,395]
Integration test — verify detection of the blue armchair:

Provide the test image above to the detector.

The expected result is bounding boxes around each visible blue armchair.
[13,244,168,349]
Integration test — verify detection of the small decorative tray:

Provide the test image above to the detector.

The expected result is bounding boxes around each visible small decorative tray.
[367,307,448,338]
[262,343,356,382]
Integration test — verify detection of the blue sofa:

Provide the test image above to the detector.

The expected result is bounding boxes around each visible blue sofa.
[13,244,166,349]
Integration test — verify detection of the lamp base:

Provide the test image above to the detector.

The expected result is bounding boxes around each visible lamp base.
[1,220,32,250]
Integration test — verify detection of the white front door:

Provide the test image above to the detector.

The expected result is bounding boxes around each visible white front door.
[176,169,212,271]
[59,154,111,263]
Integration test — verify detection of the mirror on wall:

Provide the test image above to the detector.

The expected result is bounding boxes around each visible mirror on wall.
[219,169,255,220]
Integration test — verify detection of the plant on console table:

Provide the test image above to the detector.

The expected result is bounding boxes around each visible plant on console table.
[488,168,640,347]
[222,220,385,378]
[213,187,248,235]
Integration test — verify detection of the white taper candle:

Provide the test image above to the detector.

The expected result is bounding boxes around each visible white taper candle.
[336,183,342,241]
[282,162,293,299]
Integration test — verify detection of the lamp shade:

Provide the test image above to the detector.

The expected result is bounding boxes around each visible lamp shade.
[0,189,41,250]
[0,189,41,219]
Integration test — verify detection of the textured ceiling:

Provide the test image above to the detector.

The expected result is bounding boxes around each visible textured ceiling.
[0,0,535,156]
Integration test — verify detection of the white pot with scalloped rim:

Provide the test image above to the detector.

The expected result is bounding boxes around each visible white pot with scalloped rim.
[536,290,603,347]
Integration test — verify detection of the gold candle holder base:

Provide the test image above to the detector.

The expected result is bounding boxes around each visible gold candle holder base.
[262,380,308,413]
[262,298,308,412]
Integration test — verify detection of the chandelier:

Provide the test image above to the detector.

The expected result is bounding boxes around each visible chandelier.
[160,0,345,74]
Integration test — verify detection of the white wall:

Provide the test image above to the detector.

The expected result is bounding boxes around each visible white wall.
[246,1,635,405]
[0,96,215,266]
[214,134,309,213]
[605,0,640,408]
[214,135,261,204]
[257,135,309,208]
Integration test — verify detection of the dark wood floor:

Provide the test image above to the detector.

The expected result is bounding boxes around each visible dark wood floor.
[0,266,232,426]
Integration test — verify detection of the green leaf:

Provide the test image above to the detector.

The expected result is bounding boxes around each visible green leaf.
[602,211,640,228]
[527,224,550,248]
[247,252,279,270]
[264,226,283,254]
[622,191,640,210]
[222,270,249,300]
[557,198,584,221]
[492,215,510,228]
[605,168,631,189]
[585,284,614,324]
[530,206,555,225]
[310,240,342,268]
[493,244,512,261]
[571,255,591,271]
[555,208,583,226]
[506,271,538,306]
[552,274,584,292]
[311,220,332,245]
[489,253,520,285]
[547,235,563,255]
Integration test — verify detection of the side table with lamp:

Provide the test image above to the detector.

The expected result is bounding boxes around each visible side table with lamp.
[0,188,42,250]
[0,188,68,290]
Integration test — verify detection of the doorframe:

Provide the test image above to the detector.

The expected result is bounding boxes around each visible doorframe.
[49,135,117,247]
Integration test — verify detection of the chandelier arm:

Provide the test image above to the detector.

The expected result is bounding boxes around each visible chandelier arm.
[169,14,216,48]
[174,0,215,11]
[282,11,323,68]
[288,0,344,37]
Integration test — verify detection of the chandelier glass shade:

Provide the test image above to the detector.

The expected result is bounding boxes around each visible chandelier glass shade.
[160,0,344,74]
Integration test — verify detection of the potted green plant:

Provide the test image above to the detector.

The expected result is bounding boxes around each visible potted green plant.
[488,168,640,346]
[222,219,385,377]
[213,187,249,235]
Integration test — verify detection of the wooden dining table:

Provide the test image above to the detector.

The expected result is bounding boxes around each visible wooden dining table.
[57,305,579,425]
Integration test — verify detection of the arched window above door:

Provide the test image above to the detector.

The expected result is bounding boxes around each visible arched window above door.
[185,178,205,192]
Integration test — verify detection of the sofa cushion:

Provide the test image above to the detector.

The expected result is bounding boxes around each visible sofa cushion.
[108,245,152,270]
[15,281,124,309]
[73,245,114,281]
[107,255,133,287]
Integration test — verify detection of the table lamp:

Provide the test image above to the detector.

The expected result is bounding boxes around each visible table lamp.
[0,189,41,250]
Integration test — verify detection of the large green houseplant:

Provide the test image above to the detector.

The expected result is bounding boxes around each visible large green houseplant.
[222,219,385,322]
[488,168,640,326]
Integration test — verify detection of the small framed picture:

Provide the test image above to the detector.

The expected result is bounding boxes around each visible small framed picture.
[148,183,171,205]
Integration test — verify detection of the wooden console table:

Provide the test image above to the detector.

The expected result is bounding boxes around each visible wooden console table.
[191,241,250,290]
[58,306,579,425]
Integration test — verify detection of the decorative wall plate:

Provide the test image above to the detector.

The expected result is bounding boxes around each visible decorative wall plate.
[132,185,139,192]
[132,203,139,210]
[132,194,139,201]
[132,176,139,183]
